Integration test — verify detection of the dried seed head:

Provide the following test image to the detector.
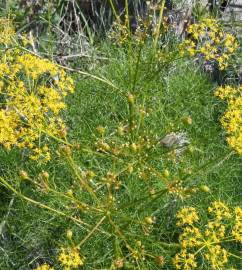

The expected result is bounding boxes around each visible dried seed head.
[155,255,165,266]
[41,171,49,180]
[114,258,124,268]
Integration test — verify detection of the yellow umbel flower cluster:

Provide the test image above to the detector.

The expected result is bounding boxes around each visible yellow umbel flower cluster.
[173,201,242,270]
[0,20,74,161]
[215,85,242,155]
[34,263,54,270]
[176,207,199,226]
[179,18,238,70]
[232,207,242,242]
[58,247,84,270]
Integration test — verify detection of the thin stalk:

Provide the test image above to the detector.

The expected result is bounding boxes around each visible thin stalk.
[57,65,120,92]
[153,0,166,51]
[28,178,103,213]
[132,43,143,92]
[40,128,73,147]
[128,100,135,140]
[125,0,130,31]
[77,215,106,247]
[108,0,119,20]
[108,216,134,254]
[182,151,234,181]
[118,188,168,210]
[0,177,88,228]
[65,155,99,202]
[15,45,120,92]
[228,252,242,260]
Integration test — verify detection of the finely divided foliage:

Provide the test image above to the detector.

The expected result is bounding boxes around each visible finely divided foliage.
[0,2,241,270]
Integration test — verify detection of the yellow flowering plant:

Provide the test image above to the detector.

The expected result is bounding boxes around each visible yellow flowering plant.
[0,19,74,161]
[0,9,240,269]
[58,246,84,270]
[0,15,197,269]
[173,201,242,270]
[0,17,15,45]
[34,263,54,270]
[215,85,242,155]
[179,18,238,70]
[33,233,84,270]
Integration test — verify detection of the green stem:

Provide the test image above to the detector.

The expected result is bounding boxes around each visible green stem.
[16,44,120,92]
[159,241,180,249]
[118,188,168,210]
[77,215,106,247]
[0,176,88,228]
[128,101,135,140]
[182,151,234,181]
[153,0,166,51]
[108,0,118,20]
[228,252,242,260]
[65,155,99,202]
[29,178,103,213]
[132,44,143,92]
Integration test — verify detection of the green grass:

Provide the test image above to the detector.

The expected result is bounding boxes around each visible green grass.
[0,41,241,270]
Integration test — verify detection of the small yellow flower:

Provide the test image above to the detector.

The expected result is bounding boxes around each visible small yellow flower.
[34,263,54,270]
[0,48,74,161]
[174,201,241,270]
[176,207,199,226]
[232,207,242,243]
[173,250,197,270]
[215,85,242,154]
[58,247,84,269]
[179,17,237,70]
[208,201,231,221]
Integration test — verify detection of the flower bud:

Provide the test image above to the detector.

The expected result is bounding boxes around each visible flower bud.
[66,189,73,197]
[19,170,29,180]
[130,143,137,152]
[59,145,72,156]
[66,229,73,240]
[136,240,142,247]
[200,185,211,193]
[144,216,155,225]
[183,116,192,125]
[59,128,68,138]
[86,171,95,179]
[163,169,170,178]
[96,126,106,135]
[127,93,135,104]
[99,142,111,151]
[188,145,195,153]
[117,126,125,136]
[127,164,134,173]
